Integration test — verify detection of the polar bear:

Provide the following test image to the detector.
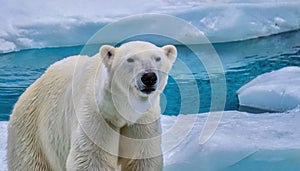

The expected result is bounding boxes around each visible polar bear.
[7,41,177,171]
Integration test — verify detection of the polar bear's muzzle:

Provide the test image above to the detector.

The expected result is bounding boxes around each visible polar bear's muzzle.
[136,71,158,95]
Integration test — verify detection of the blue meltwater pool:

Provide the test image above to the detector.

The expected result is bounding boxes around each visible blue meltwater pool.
[0,29,299,121]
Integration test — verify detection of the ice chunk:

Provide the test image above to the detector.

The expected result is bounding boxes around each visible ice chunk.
[237,66,300,112]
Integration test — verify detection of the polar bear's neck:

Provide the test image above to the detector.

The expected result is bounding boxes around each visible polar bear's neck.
[101,87,155,127]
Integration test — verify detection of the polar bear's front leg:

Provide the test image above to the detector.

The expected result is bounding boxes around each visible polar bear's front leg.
[66,127,119,171]
[118,118,163,171]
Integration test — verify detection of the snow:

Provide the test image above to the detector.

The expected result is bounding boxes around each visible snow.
[0,39,16,52]
[237,66,300,112]
[162,110,300,171]
[1,109,300,170]
[0,122,7,171]
[1,0,300,53]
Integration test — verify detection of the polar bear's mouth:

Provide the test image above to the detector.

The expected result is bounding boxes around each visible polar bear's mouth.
[136,84,157,95]
[141,86,156,94]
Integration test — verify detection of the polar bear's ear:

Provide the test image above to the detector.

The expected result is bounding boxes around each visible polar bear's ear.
[162,45,177,63]
[99,45,116,69]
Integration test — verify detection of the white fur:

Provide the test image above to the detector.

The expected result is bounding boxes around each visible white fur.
[7,41,177,171]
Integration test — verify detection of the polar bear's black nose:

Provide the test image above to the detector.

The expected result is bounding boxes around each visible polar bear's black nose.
[141,72,157,86]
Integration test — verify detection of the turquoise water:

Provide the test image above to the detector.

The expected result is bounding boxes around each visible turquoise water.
[0,30,300,121]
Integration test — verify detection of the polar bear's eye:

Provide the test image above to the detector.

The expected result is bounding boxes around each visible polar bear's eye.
[127,58,134,63]
[155,57,161,62]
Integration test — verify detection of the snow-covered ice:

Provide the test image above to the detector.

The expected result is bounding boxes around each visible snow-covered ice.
[1,109,300,171]
[1,0,300,53]
[162,110,300,171]
[0,122,8,171]
[237,66,300,112]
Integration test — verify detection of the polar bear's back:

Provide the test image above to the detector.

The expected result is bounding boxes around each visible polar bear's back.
[7,55,90,170]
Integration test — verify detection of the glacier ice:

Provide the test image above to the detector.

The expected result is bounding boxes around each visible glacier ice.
[0,0,300,53]
[237,66,300,112]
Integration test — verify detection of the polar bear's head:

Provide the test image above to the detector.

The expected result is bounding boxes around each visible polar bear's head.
[100,41,177,97]
[99,41,176,123]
